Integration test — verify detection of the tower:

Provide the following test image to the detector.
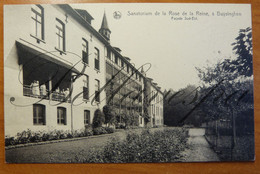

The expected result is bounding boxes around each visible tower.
[99,12,111,41]
[141,66,146,77]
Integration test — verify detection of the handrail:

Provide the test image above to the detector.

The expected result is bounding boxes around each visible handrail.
[23,85,70,103]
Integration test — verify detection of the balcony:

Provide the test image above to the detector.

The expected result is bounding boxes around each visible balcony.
[23,85,71,103]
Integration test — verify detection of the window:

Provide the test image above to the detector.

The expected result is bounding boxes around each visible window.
[94,48,100,70]
[95,79,100,102]
[83,75,89,100]
[107,48,111,59]
[121,61,124,68]
[31,5,44,41]
[57,107,66,125]
[115,56,118,65]
[82,39,88,64]
[127,65,129,73]
[56,19,65,52]
[33,104,46,125]
[84,110,90,125]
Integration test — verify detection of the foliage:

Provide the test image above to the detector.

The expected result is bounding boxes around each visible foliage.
[104,127,115,134]
[229,27,253,77]
[194,27,254,154]
[192,28,253,123]
[103,105,116,126]
[119,112,140,128]
[5,125,111,146]
[78,128,189,163]
[93,127,107,135]
[164,85,202,126]
[143,78,151,126]
[92,109,105,128]
[195,52,254,123]
[84,125,94,136]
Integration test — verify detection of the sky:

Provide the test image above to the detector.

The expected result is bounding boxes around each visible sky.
[72,3,252,91]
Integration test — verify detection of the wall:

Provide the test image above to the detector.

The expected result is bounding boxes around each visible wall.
[4,4,106,136]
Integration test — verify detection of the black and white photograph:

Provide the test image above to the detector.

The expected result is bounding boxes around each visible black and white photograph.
[4,3,254,163]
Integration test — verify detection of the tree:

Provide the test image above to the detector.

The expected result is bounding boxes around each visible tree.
[229,27,253,77]
[92,109,105,128]
[143,78,151,127]
[103,105,116,126]
[164,85,202,126]
[194,27,253,153]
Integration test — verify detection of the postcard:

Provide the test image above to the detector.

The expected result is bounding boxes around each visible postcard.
[4,3,254,163]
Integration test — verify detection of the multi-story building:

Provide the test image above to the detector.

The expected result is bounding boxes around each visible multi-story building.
[4,4,164,136]
[98,12,145,127]
[143,76,164,127]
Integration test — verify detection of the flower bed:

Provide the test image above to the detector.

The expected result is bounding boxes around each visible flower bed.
[5,126,115,147]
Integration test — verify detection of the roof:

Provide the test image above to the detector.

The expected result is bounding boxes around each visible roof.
[113,47,122,52]
[75,9,94,20]
[57,5,151,83]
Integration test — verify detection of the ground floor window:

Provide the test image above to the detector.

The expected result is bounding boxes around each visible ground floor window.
[84,110,90,125]
[57,107,66,125]
[33,104,46,125]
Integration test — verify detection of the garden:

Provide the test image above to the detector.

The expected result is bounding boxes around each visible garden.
[72,127,189,163]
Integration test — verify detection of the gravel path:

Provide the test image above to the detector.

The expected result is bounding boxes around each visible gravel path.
[181,128,220,162]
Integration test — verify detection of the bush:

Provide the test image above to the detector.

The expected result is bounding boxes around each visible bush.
[81,128,189,163]
[93,127,107,135]
[5,124,116,147]
[104,127,115,134]
[84,125,94,136]
[29,132,42,142]
[103,105,116,125]
[5,137,15,146]
[42,133,50,141]
[92,109,105,128]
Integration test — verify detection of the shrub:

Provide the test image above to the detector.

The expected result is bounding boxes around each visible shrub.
[16,130,32,144]
[92,109,105,128]
[104,127,115,134]
[42,133,50,141]
[67,132,74,138]
[103,105,116,125]
[116,124,126,129]
[93,127,107,135]
[29,132,42,142]
[5,136,15,146]
[81,128,189,163]
[84,125,94,136]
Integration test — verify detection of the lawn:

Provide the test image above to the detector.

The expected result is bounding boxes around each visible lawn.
[6,127,189,163]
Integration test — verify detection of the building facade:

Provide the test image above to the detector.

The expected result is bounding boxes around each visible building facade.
[4,4,164,136]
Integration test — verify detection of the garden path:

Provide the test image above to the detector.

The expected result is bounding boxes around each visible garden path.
[181,128,220,162]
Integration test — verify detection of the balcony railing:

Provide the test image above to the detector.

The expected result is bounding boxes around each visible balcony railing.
[23,85,71,103]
